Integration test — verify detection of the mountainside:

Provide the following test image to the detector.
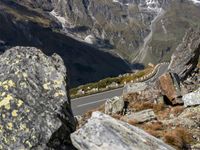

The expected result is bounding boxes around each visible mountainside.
[0,0,131,87]
[1,0,200,86]
[14,0,200,65]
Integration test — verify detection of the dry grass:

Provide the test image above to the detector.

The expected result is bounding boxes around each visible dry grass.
[129,101,165,113]
[141,121,164,138]
[128,119,139,126]
[171,106,184,116]
[163,128,193,150]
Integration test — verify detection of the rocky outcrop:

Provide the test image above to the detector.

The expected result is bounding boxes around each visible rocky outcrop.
[105,96,124,115]
[157,72,183,105]
[122,109,156,123]
[0,47,76,149]
[168,28,200,80]
[183,87,200,107]
[123,82,161,103]
[71,111,175,150]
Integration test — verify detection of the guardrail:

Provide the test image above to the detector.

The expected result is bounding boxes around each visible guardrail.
[135,62,169,83]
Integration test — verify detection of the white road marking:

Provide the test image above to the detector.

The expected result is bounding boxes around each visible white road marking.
[76,99,106,108]
[72,87,124,101]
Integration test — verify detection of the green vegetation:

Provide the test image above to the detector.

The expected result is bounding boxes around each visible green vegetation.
[70,66,154,98]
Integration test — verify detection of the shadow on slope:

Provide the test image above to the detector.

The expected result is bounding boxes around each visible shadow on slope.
[0,0,132,87]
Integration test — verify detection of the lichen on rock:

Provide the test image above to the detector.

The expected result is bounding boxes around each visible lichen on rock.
[0,46,76,149]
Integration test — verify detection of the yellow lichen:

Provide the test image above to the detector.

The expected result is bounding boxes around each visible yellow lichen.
[53,79,63,88]
[3,137,9,144]
[1,92,6,97]
[25,108,30,113]
[7,80,16,87]
[54,90,65,97]
[0,80,16,90]
[22,73,28,78]
[43,82,51,90]
[20,82,27,88]
[0,94,13,109]
[2,85,9,91]
[25,141,32,147]
[0,124,3,133]
[20,123,27,131]
[2,114,5,118]
[6,122,13,130]
[12,110,18,117]
[17,99,24,107]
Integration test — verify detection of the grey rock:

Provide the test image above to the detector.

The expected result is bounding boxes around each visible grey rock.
[123,82,148,95]
[105,96,124,115]
[0,46,76,149]
[122,109,156,123]
[71,111,175,150]
[183,87,200,107]
[168,28,200,80]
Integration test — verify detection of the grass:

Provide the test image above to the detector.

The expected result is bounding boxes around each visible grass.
[70,66,154,98]
[0,1,51,27]
[164,128,193,150]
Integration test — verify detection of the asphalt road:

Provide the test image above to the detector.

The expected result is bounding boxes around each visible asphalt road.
[71,63,169,115]
[71,88,123,116]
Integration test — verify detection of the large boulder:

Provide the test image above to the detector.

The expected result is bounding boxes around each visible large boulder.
[157,72,183,105]
[105,96,124,115]
[123,82,161,104]
[168,28,200,80]
[182,87,200,107]
[0,47,76,149]
[71,111,175,150]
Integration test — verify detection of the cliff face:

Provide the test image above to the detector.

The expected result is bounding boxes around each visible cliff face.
[0,0,131,87]
[14,0,200,65]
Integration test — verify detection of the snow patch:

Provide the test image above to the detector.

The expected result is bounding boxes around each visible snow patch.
[50,10,67,28]
[84,35,96,44]
[189,0,200,5]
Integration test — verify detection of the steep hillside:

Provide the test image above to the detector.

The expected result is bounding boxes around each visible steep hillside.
[0,0,131,87]
[15,0,200,65]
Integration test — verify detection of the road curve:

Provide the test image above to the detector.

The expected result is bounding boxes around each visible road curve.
[71,63,169,115]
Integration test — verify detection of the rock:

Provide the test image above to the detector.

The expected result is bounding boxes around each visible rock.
[182,87,200,107]
[71,112,175,150]
[157,72,183,105]
[123,82,161,104]
[161,106,200,146]
[105,96,124,115]
[122,109,156,123]
[0,47,76,149]
[168,28,200,80]
[123,82,148,95]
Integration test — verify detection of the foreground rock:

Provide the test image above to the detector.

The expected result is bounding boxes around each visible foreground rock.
[157,72,183,105]
[105,96,124,115]
[168,28,200,80]
[71,112,175,150]
[183,87,200,107]
[0,47,76,149]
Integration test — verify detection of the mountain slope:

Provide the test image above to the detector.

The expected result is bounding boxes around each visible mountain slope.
[15,0,200,65]
[0,0,131,87]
